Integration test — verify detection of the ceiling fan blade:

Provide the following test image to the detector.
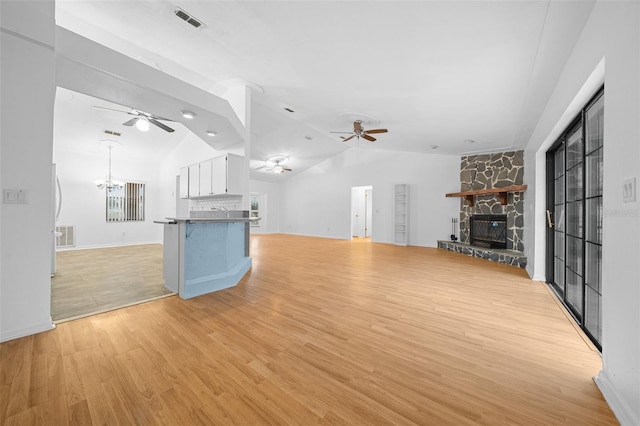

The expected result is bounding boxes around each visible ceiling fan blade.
[93,105,134,115]
[364,128,388,134]
[342,135,356,142]
[122,117,138,126]
[283,168,292,172]
[140,111,175,122]
[362,134,376,142]
[353,121,362,131]
[149,118,175,133]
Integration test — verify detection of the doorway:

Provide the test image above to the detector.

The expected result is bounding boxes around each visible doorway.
[351,186,373,239]
[545,87,603,349]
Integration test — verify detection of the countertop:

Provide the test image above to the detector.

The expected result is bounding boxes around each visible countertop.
[155,217,258,224]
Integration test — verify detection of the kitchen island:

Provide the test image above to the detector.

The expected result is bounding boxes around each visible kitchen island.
[156,213,253,299]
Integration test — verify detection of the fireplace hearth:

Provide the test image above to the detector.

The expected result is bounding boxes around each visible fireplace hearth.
[470,214,507,249]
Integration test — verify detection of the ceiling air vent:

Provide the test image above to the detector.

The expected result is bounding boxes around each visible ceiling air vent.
[174,7,205,29]
[104,130,121,137]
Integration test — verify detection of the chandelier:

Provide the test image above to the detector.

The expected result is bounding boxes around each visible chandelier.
[94,144,124,191]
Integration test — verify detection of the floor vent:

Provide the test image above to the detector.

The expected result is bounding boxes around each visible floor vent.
[56,225,75,248]
[174,7,205,29]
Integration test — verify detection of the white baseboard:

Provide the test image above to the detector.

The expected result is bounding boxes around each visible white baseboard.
[0,320,55,343]
[531,274,546,282]
[594,370,640,426]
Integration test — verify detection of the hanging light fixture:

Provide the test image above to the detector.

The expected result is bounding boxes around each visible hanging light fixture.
[94,144,124,191]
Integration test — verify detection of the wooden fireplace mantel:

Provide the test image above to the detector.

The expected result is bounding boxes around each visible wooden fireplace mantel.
[445,184,527,207]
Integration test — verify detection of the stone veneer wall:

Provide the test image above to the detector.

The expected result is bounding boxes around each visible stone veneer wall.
[459,150,525,252]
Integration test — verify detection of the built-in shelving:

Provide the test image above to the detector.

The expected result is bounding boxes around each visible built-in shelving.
[445,184,527,207]
[394,184,409,246]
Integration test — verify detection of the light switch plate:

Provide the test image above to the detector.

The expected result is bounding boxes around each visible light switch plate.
[623,177,636,203]
[3,189,27,204]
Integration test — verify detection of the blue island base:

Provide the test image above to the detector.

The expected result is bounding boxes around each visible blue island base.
[182,256,251,299]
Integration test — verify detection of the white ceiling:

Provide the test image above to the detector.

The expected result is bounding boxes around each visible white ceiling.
[54,0,596,179]
[54,87,191,162]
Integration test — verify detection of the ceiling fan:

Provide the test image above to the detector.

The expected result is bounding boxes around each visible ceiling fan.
[92,106,175,133]
[257,155,292,175]
[331,120,388,142]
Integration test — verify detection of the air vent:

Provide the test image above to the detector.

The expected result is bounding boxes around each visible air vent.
[104,130,121,137]
[174,7,205,29]
[55,225,75,248]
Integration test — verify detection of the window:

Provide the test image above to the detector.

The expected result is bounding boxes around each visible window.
[250,193,260,227]
[106,182,145,222]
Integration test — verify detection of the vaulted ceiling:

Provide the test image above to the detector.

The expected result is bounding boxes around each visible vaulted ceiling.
[54,1,595,180]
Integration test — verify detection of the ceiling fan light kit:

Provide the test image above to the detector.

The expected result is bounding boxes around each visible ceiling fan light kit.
[135,117,151,132]
[260,154,293,175]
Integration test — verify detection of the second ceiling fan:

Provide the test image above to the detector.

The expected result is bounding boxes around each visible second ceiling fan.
[93,106,176,133]
[331,120,387,142]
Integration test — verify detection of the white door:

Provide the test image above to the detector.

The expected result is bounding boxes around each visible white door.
[351,186,372,238]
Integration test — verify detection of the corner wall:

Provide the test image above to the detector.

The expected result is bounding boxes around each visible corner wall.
[524,2,640,423]
[0,1,56,341]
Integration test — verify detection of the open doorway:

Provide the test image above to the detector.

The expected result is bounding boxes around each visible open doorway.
[51,87,185,321]
[351,186,373,239]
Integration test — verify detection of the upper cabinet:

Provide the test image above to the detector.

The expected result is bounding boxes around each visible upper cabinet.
[188,163,200,198]
[183,153,244,198]
[199,159,213,196]
[212,153,244,195]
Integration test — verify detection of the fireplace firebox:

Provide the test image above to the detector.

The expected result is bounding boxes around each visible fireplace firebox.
[470,214,507,249]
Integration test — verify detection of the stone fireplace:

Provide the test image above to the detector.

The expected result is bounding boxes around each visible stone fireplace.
[438,150,527,268]
[459,151,524,252]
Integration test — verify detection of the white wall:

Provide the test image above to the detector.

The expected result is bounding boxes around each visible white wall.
[524,2,640,424]
[249,179,281,234]
[53,148,165,249]
[0,1,56,341]
[280,148,460,246]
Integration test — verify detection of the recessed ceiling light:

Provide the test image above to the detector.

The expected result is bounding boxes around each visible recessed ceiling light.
[181,110,196,119]
[206,130,217,137]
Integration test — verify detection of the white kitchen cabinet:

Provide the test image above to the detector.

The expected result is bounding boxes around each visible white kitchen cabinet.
[181,154,244,198]
[211,153,244,195]
[179,166,190,199]
[188,163,200,198]
[199,159,213,196]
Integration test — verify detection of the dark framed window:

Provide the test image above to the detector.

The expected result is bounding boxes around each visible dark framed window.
[106,182,146,222]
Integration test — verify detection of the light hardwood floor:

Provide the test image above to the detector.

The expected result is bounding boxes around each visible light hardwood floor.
[51,245,174,321]
[1,234,617,425]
